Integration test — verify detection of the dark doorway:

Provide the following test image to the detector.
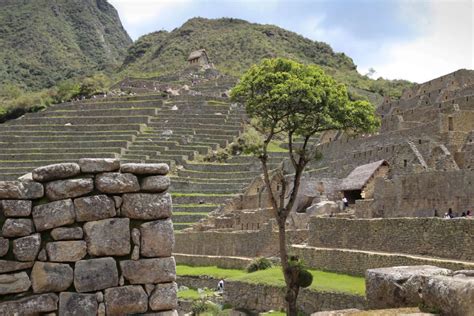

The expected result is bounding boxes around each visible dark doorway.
[343,190,362,204]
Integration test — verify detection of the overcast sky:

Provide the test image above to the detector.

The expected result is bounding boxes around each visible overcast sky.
[108,0,473,83]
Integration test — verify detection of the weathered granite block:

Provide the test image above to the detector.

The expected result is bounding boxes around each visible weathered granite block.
[0,293,58,315]
[79,158,120,173]
[74,257,119,292]
[2,218,34,237]
[32,199,75,231]
[45,178,94,201]
[83,218,131,256]
[0,181,44,199]
[13,233,41,261]
[120,258,176,284]
[50,227,83,240]
[95,173,140,194]
[0,237,9,256]
[46,241,87,262]
[31,262,73,293]
[149,282,178,311]
[104,285,148,315]
[0,271,31,294]
[140,219,174,257]
[32,163,81,182]
[59,292,98,316]
[0,200,32,217]
[0,260,34,273]
[122,193,172,220]
[121,163,169,175]
[140,176,171,193]
[74,195,116,222]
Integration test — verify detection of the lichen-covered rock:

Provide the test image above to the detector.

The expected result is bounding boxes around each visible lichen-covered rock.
[74,195,116,222]
[83,218,131,256]
[0,293,58,315]
[74,257,119,292]
[120,258,176,284]
[46,241,87,262]
[32,199,75,231]
[140,219,174,257]
[0,200,32,217]
[95,173,140,194]
[0,271,31,294]
[0,181,44,199]
[2,218,34,237]
[13,233,41,261]
[149,282,178,311]
[50,227,83,240]
[0,260,34,273]
[0,237,9,256]
[32,163,80,182]
[31,262,73,293]
[140,176,171,193]
[104,285,148,315]
[59,292,98,316]
[79,158,120,173]
[121,193,172,220]
[45,178,94,201]
[121,163,169,175]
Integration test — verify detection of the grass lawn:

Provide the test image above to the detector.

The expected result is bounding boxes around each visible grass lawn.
[267,141,288,153]
[178,288,215,300]
[176,265,365,296]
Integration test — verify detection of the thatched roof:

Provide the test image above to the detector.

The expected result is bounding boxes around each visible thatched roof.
[187,49,207,61]
[340,160,388,191]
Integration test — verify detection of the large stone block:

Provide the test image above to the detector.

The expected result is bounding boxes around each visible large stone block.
[79,158,120,173]
[50,227,83,240]
[32,199,76,231]
[74,194,116,222]
[0,181,44,199]
[149,282,178,311]
[122,193,172,220]
[74,257,118,292]
[59,292,98,316]
[46,241,87,262]
[0,200,32,217]
[140,176,171,193]
[0,271,31,294]
[0,237,8,256]
[32,163,81,182]
[45,178,94,201]
[0,260,34,273]
[95,173,140,194]
[0,293,58,315]
[2,218,34,237]
[120,258,176,284]
[83,218,131,256]
[104,285,148,316]
[13,233,41,261]
[140,219,174,257]
[121,163,169,175]
[31,262,73,293]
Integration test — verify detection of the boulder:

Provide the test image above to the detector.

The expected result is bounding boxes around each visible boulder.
[140,176,171,193]
[140,219,174,257]
[45,178,94,201]
[0,293,58,315]
[13,233,41,261]
[0,271,31,294]
[32,163,81,182]
[74,257,119,292]
[306,200,340,216]
[31,262,74,293]
[0,237,9,256]
[149,282,178,311]
[83,218,131,256]
[0,260,34,273]
[79,158,120,173]
[104,285,148,315]
[50,227,83,240]
[120,258,176,284]
[32,199,76,231]
[121,193,172,220]
[95,172,140,194]
[46,241,87,262]
[74,195,116,222]
[0,181,44,199]
[121,163,169,175]
[2,218,34,237]
[59,292,98,316]
[0,200,32,217]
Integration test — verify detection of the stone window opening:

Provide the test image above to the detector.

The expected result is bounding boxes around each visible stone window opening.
[448,117,454,131]
[404,159,408,167]
[418,139,422,145]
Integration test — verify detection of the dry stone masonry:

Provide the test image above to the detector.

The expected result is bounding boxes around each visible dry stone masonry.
[0,159,178,315]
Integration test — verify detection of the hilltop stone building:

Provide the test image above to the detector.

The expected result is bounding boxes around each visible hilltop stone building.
[187,49,211,67]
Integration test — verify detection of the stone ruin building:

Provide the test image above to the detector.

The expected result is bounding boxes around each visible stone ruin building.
[187,49,213,69]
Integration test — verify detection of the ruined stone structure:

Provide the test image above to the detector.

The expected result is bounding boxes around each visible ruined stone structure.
[187,49,212,67]
[0,160,177,315]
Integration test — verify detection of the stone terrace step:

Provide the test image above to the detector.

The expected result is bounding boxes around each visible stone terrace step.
[6,116,151,126]
[0,130,140,137]
[0,124,145,132]
[51,100,163,110]
[173,205,218,213]
[177,169,260,179]
[0,135,135,143]
[0,140,130,149]
[170,181,245,193]
[0,147,125,155]
[171,194,234,205]
[172,213,208,223]
[29,108,159,118]
[0,152,118,161]
[182,161,262,172]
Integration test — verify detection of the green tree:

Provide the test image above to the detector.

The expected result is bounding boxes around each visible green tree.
[231,58,379,315]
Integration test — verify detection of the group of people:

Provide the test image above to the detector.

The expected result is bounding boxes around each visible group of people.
[442,208,472,219]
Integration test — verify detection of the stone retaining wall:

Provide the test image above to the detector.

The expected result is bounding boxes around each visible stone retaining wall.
[0,160,177,315]
[174,253,252,269]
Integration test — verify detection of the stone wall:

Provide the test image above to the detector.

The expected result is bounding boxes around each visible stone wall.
[0,160,177,315]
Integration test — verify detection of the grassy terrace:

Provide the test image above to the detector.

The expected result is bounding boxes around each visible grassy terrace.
[176,265,365,296]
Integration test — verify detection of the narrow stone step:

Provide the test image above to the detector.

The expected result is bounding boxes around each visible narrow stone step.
[178,169,260,179]
[7,116,151,126]
[0,140,130,149]
[0,124,145,132]
[171,194,233,205]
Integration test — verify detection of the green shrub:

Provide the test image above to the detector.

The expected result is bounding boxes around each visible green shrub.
[297,269,313,288]
[246,257,273,273]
